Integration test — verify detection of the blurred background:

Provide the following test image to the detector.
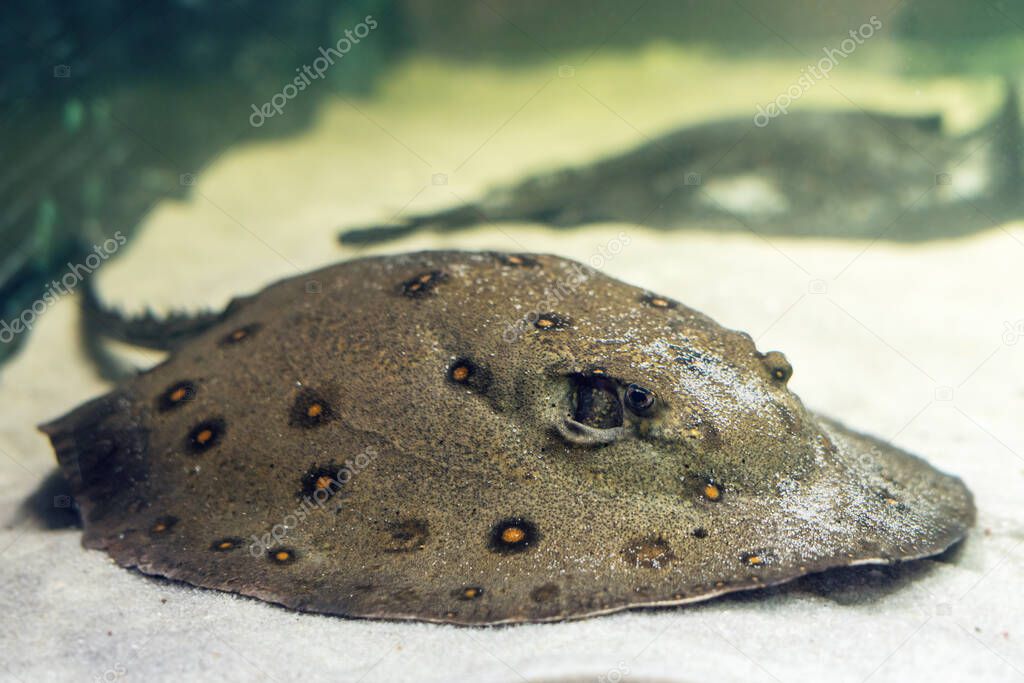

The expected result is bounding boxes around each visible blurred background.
[2,3,1023,681]
[3,0,1024,365]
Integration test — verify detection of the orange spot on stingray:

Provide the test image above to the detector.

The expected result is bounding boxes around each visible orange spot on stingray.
[501,527,526,544]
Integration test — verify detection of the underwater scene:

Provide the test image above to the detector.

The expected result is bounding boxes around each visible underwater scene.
[1,2,1022,681]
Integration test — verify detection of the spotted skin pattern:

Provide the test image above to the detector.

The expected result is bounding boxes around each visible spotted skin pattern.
[41,251,974,625]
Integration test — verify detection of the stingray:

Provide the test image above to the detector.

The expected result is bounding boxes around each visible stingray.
[339,85,1022,246]
[42,251,974,625]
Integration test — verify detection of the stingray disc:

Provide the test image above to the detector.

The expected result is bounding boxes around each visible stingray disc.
[42,251,974,624]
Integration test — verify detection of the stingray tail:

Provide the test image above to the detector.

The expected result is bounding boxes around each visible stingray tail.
[79,277,224,352]
[338,203,486,246]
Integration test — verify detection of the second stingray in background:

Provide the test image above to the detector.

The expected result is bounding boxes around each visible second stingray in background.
[340,83,1022,245]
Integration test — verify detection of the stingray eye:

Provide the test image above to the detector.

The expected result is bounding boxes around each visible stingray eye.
[625,384,655,415]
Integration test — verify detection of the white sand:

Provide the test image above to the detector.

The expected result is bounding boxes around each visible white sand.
[1,48,1022,682]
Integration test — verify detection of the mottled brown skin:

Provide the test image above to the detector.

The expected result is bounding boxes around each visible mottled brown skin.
[41,251,975,625]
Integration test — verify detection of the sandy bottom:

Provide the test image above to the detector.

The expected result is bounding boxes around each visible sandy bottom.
[1,47,1023,682]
